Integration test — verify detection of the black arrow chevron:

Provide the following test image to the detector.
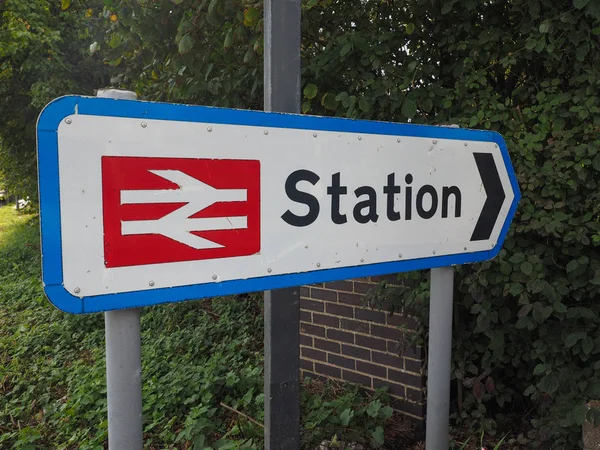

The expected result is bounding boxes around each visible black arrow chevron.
[470,152,506,241]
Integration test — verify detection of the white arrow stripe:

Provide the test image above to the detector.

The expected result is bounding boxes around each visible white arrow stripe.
[121,216,248,249]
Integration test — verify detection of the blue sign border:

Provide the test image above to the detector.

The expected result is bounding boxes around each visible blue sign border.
[37,95,520,314]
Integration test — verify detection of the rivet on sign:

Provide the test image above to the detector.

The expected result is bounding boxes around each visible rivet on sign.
[65,118,72,124]
[212,274,217,280]
[149,281,155,287]
[313,132,318,137]
[360,258,365,263]
[358,136,362,140]
[464,247,467,251]
[464,142,468,146]
[316,263,321,268]
[397,138,401,143]
[207,126,212,132]
[74,287,81,294]
[264,130,269,135]
[141,121,147,128]
[267,268,272,273]
[432,250,437,255]
[433,139,438,144]
[398,253,403,258]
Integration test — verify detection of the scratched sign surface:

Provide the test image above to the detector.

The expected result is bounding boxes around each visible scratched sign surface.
[36,96,520,313]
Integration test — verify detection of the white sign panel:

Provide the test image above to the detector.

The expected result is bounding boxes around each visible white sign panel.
[37,96,520,313]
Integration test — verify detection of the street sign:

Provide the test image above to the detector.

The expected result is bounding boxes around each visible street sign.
[37,95,520,313]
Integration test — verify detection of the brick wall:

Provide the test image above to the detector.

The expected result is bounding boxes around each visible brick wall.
[299,276,426,420]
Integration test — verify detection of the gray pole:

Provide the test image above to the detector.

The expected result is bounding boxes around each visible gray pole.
[425,266,455,450]
[99,89,144,450]
[263,0,301,448]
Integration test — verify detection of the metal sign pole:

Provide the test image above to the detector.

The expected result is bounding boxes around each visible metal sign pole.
[425,266,455,450]
[263,0,301,448]
[99,89,144,450]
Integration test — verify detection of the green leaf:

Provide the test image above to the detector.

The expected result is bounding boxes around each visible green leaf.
[576,43,590,62]
[401,98,417,119]
[441,2,453,14]
[517,304,533,318]
[366,399,382,417]
[593,154,600,172]
[538,373,560,394]
[405,23,415,35]
[372,426,385,445]
[539,22,550,33]
[583,336,594,355]
[303,84,318,100]
[321,92,338,110]
[178,35,194,54]
[340,42,352,57]
[521,261,533,276]
[243,7,260,26]
[574,0,590,9]
[379,405,393,420]
[339,408,354,426]
[553,302,567,314]
[489,330,505,350]
[533,364,548,375]
[223,29,234,49]
[591,270,600,285]
[566,260,579,273]
[358,97,371,112]
[530,279,545,293]
[61,0,71,10]
[565,332,586,348]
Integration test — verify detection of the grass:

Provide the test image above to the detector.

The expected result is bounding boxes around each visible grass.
[0,205,402,449]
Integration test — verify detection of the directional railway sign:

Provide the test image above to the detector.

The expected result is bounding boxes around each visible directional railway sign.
[37,96,520,313]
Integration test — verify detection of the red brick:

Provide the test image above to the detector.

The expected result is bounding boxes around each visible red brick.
[388,368,422,388]
[392,399,425,418]
[323,280,354,292]
[325,302,354,318]
[342,370,372,387]
[401,346,424,359]
[404,358,422,374]
[300,298,324,312]
[357,361,386,378]
[353,281,376,294]
[301,359,314,372]
[300,323,326,337]
[326,328,354,344]
[315,363,341,378]
[373,378,406,398]
[406,388,424,403]
[356,334,387,352]
[341,318,370,334]
[300,310,312,323]
[387,340,402,354]
[342,344,371,361]
[314,338,340,354]
[301,347,326,362]
[300,334,313,347]
[328,353,356,370]
[355,308,386,324]
[387,313,418,329]
[313,313,339,328]
[300,286,310,297]
[371,350,403,368]
[311,288,338,302]
[338,292,363,306]
[370,274,398,283]
[370,324,403,341]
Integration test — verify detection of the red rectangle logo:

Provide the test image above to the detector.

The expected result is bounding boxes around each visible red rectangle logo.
[101,156,260,268]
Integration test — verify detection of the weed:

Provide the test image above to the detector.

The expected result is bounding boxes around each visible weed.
[0,208,395,449]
